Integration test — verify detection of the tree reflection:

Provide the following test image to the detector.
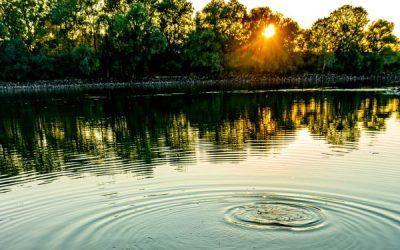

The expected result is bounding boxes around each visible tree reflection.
[0,92,398,181]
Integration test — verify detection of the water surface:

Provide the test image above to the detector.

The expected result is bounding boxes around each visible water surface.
[0,90,399,249]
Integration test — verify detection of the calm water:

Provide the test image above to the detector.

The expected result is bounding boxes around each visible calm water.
[0,89,399,249]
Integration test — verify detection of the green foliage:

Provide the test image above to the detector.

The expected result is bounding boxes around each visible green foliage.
[0,0,399,80]
[107,3,167,78]
[0,39,31,80]
[362,19,399,73]
[153,0,194,73]
[157,0,194,48]
[71,45,100,76]
[230,7,302,73]
[365,20,398,53]
[30,53,56,79]
[335,38,364,73]
[197,0,247,53]
[0,21,8,40]
[184,29,223,73]
[308,5,370,73]
[51,0,78,25]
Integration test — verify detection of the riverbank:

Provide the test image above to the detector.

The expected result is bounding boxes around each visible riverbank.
[1,74,400,94]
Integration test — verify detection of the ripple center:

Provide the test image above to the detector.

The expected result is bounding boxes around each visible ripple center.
[225,202,325,231]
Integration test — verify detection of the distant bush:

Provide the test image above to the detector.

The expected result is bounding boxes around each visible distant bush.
[0,39,31,80]
[71,45,100,77]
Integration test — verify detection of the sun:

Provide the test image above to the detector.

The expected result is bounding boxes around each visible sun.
[262,24,276,39]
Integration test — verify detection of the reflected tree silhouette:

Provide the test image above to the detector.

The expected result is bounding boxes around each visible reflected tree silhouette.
[0,92,399,180]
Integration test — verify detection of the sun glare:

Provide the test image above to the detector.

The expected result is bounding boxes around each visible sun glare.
[262,24,276,39]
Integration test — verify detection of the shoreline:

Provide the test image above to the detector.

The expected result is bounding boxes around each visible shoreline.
[1,74,400,94]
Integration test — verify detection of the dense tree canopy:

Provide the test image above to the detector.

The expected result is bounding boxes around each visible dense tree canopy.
[0,0,399,81]
[227,7,302,73]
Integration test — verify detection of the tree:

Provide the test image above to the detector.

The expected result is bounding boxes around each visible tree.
[49,0,80,52]
[49,0,107,51]
[196,0,247,53]
[184,29,223,73]
[308,5,369,73]
[71,45,100,76]
[157,0,194,49]
[245,7,277,41]
[308,18,336,73]
[0,1,400,80]
[107,3,167,79]
[363,19,399,73]
[0,39,31,80]
[229,7,302,73]
[331,6,368,73]
[155,0,195,73]
[334,37,364,73]
[329,5,368,45]
[365,19,397,54]
[0,20,8,41]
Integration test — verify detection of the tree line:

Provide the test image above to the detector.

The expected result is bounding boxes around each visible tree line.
[0,0,399,81]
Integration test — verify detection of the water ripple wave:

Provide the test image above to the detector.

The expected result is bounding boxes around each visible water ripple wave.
[1,185,399,249]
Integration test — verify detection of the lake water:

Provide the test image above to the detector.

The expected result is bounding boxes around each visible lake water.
[0,89,399,249]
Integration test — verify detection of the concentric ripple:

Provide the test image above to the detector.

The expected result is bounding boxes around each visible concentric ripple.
[2,184,399,249]
[225,202,325,230]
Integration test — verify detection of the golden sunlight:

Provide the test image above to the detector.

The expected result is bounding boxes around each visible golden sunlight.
[262,24,276,39]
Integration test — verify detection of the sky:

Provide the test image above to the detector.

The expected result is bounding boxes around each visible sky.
[190,0,400,36]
